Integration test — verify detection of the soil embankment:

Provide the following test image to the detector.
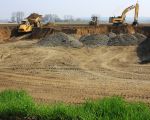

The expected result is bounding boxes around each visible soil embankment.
[0,27,12,43]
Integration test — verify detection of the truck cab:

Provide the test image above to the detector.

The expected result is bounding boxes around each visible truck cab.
[18,20,33,33]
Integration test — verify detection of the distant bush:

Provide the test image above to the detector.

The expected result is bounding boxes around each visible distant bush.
[0,90,150,120]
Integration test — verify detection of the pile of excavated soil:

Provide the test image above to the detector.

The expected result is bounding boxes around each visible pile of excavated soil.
[0,27,11,43]
[79,34,110,47]
[27,13,42,19]
[108,33,147,46]
[38,32,147,48]
[134,33,147,42]
[107,32,117,38]
[79,33,146,47]
[38,32,83,48]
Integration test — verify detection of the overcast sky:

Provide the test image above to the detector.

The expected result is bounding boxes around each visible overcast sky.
[0,0,149,19]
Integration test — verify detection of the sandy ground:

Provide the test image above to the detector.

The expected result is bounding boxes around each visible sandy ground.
[0,40,150,103]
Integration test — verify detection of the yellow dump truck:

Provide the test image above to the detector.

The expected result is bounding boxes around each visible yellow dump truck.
[18,13,42,33]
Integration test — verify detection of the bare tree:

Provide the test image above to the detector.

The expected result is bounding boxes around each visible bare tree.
[53,14,61,22]
[43,14,53,23]
[16,12,24,23]
[64,15,74,23]
[11,12,25,23]
[43,14,61,23]
[11,12,16,22]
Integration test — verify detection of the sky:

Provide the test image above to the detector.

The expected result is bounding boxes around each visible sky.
[0,0,149,20]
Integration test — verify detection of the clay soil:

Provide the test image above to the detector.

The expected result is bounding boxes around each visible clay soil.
[0,40,150,104]
[0,27,12,43]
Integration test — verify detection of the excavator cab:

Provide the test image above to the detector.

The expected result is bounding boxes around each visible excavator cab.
[109,16,125,26]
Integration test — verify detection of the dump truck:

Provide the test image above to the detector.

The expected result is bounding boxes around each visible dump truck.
[109,2,139,26]
[18,13,42,33]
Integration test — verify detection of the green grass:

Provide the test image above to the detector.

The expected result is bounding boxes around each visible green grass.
[0,90,150,120]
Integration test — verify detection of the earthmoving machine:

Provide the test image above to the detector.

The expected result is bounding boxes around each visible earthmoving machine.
[109,2,139,26]
[89,16,98,26]
[18,13,42,33]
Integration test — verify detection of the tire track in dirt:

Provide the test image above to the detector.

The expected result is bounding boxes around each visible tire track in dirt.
[0,41,150,103]
[1,65,150,103]
[94,47,150,81]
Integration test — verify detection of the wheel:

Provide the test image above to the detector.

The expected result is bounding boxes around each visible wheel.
[132,21,138,26]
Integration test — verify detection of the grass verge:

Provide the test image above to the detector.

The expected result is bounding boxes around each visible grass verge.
[0,90,150,120]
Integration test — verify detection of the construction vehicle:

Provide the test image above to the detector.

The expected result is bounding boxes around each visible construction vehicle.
[109,2,139,26]
[18,13,42,33]
[89,16,98,26]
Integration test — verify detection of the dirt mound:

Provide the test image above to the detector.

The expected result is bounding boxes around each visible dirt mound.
[38,32,83,48]
[27,13,42,19]
[107,32,117,38]
[79,33,146,47]
[79,34,110,47]
[108,33,147,46]
[137,38,150,63]
[38,32,146,47]
[134,33,147,42]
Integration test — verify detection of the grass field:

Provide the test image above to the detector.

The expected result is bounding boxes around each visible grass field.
[0,90,150,120]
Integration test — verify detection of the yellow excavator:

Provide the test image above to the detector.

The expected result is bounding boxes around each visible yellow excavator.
[18,13,42,33]
[109,2,139,26]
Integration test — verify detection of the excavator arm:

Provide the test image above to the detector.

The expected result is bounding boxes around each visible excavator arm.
[133,2,139,25]
[121,5,135,20]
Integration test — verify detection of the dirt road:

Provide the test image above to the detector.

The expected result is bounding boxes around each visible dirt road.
[0,40,150,103]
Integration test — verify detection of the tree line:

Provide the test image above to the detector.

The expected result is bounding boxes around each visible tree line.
[11,11,89,23]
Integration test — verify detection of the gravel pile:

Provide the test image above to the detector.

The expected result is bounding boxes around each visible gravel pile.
[108,33,147,46]
[79,33,146,47]
[107,32,117,38]
[79,34,110,47]
[38,32,83,48]
[134,33,147,43]
[38,32,147,48]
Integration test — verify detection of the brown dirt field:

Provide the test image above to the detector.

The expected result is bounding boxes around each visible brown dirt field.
[0,40,150,103]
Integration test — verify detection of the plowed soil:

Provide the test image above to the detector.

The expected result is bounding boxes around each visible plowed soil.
[0,40,150,103]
